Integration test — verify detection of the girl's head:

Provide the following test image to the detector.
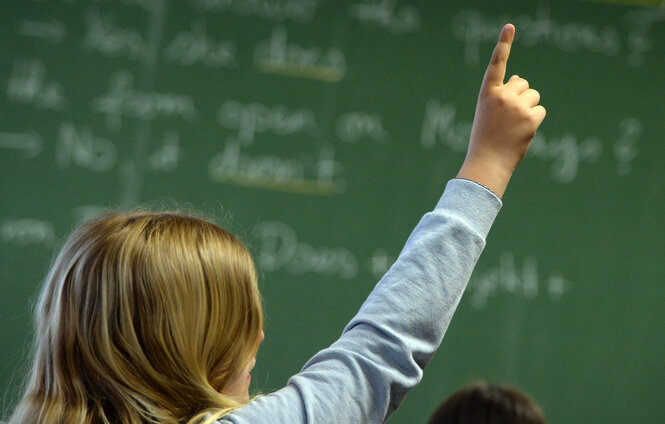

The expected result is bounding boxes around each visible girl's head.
[9,211,263,424]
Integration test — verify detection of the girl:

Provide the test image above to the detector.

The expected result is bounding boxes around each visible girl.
[6,24,545,424]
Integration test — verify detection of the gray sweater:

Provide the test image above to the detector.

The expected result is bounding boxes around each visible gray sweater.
[219,179,503,424]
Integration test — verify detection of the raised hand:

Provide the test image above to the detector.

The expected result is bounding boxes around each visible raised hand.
[457,24,546,198]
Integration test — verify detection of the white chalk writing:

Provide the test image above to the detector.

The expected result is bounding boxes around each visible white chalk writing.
[365,248,395,277]
[0,131,42,159]
[420,100,472,152]
[420,100,641,183]
[147,130,180,171]
[348,0,421,34]
[218,100,317,145]
[209,141,303,183]
[253,221,358,278]
[336,111,389,144]
[163,19,237,68]
[56,122,118,172]
[528,132,603,184]
[528,118,643,183]
[613,118,641,176]
[623,9,665,66]
[467,252,571,309]
[92,71,197,130]
[451,7,623,67]
[17,19,67,43]
[208,141,343,195]
[189,0,324,23]
[254,27,347,82]
[1,219,56,247]
[83,9,147,60]
[7,59,67,111]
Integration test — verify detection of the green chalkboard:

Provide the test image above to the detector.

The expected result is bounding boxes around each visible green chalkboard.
[1,1,664,422]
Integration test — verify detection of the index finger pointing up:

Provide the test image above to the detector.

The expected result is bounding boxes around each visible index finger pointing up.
[482,24,515,89]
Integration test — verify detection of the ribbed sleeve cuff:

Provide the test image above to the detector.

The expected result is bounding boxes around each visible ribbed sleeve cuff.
[435,178,503,238]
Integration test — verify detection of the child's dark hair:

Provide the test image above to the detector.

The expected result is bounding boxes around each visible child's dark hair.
[427,382,547,424]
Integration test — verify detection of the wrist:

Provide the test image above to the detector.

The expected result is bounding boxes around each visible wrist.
[456,157,514,198]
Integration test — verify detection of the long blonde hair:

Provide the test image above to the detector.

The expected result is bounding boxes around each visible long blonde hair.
[7,211,263,424]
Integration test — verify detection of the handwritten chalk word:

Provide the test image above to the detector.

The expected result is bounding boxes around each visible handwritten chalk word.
[17,19,67,43]
[163,19,237,68]
[1,219,56,247]
[92,71,197,130]
[7,59,67,111]
[253,221,358,279]
[348,0,421,34]
[467,252,570,309]
[56,122,117,172]
[218,100,317,145]
[208,141,343,195]
[451,7,623,67]
[83,9,147,61]
[529,118,642,182]
[0,131,42,159]
[420,100,472,153]
[209,141,303,184]
[148,130,180,172]
[336,111,389,144]
[189,0,323,24]
[528,132,603,184]
[254,27,347,82]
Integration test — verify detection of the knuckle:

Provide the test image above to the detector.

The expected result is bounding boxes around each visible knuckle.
[493,92,508,106]
[529,107,546,124]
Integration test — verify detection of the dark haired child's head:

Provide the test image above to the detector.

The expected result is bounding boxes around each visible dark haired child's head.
[427,382,547,424]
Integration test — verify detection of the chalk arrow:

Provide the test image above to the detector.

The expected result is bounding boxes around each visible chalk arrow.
[0,131,42,158]
[17,19,67,43]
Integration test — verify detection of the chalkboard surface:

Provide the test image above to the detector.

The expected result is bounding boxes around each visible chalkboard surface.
[1,1,664,422]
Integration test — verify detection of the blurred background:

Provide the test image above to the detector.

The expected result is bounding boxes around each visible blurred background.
[1,0,664,422]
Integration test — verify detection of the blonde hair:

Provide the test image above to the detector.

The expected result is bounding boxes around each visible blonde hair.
[7,211,263,424]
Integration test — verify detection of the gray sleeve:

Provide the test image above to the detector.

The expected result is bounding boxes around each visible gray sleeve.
[218,179,502,424]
